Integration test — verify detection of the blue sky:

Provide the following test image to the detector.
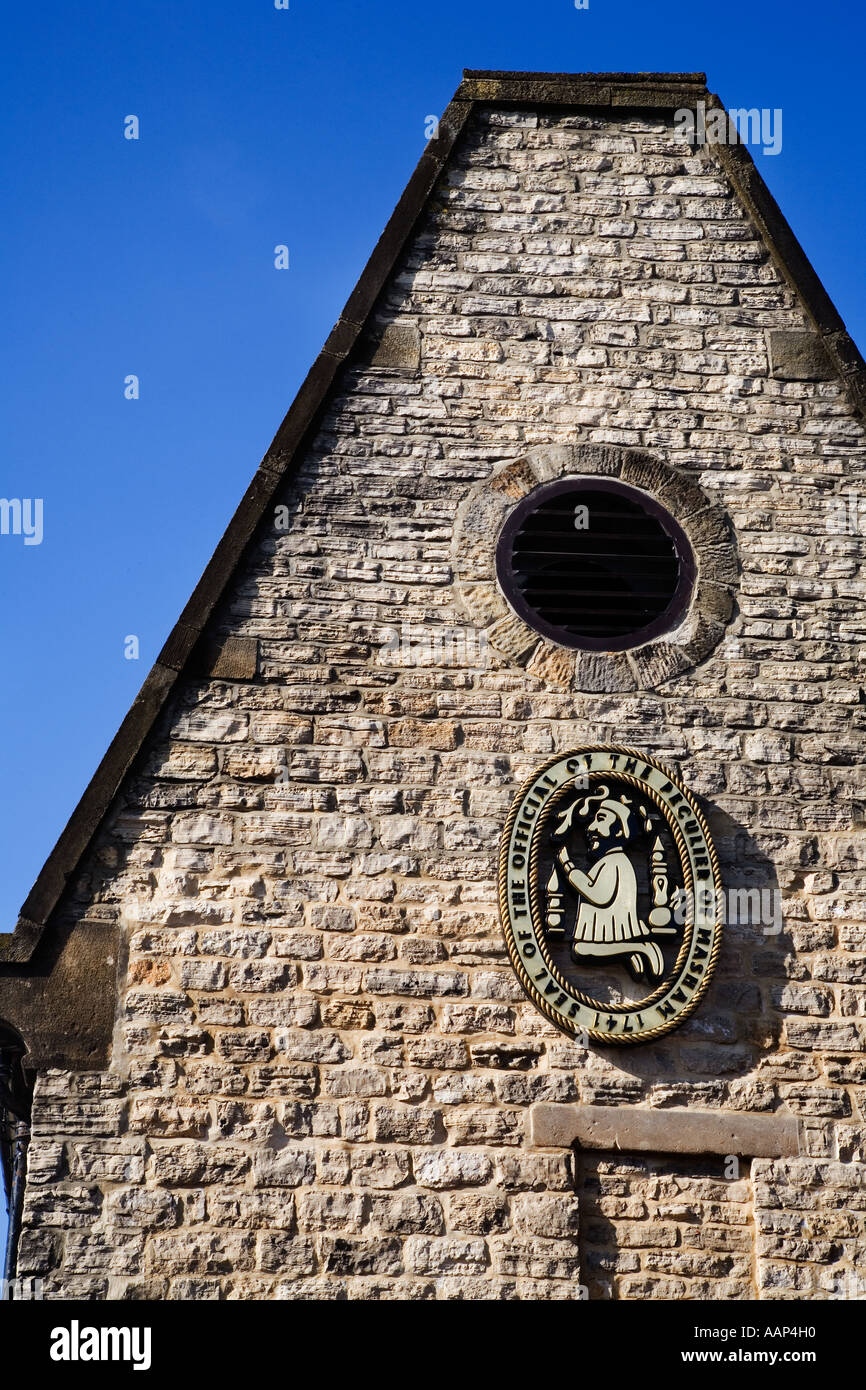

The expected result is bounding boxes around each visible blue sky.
[1,1,863,1007]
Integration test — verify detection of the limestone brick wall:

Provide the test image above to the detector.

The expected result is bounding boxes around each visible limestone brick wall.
[14,104,866,1300]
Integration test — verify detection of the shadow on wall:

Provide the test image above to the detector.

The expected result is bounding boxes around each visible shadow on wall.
[591,802,796,1095]
[577,1148,756,1300]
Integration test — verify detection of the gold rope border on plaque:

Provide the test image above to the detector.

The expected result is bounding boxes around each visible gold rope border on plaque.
[498,745,723,1045]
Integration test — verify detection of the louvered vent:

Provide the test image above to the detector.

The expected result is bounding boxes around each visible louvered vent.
[495,478,696,652]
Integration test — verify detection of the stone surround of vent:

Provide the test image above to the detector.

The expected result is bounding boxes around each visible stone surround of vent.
[453,443,739,694]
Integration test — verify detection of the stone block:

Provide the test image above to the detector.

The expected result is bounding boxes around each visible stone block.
[530,1104,801,1158]
[362,322,421,372]
[768,330,834,381]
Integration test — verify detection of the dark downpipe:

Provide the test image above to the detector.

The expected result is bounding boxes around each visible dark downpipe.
[0,1038,32,1298]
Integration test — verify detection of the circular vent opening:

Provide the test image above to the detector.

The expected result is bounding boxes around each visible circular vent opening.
[495,477,696,652]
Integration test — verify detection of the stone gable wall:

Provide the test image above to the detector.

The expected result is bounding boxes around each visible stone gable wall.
[14,105,866,1300]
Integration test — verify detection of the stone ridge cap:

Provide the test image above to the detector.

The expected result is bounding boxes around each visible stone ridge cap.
[1,70,864,975]
[462,70,708,84]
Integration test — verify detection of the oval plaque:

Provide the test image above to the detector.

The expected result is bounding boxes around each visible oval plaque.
[498,746,722,1044]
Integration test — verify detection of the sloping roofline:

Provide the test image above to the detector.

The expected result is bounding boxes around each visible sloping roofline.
[3,70,864,964]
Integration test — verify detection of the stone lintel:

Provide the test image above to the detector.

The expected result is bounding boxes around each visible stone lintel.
[530,1103,801,1158]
